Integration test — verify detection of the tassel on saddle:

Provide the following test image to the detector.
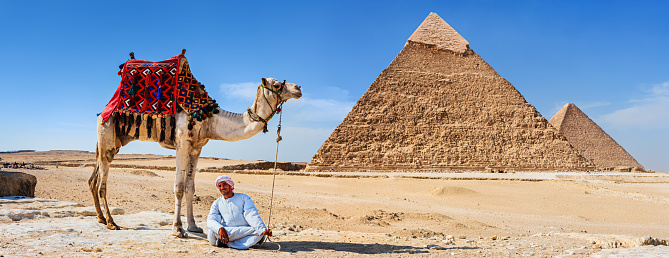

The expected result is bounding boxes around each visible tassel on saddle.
[147,116,153,138]
[128,73,140,95]
[134,114,141,138]
[159,117,166,142]
[125,113,133,136]
[117,113,124,136]
[170,116,176,142]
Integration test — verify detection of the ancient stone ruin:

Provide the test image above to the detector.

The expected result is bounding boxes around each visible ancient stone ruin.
[549,103,644,172]
[307,13,594,172]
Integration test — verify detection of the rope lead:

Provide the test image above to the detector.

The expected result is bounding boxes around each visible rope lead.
[263,103,283,252]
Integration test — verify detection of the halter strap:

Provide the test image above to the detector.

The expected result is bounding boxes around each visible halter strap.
[247,81,286,133]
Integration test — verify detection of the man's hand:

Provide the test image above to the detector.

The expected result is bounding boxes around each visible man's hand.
[219,227,229,244]
[262,229,272,237]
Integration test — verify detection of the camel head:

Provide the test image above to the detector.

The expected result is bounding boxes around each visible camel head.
[261,77,302,102]
[244,77,302,133]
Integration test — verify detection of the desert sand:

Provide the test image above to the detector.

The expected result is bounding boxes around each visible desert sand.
[1,151,668,257]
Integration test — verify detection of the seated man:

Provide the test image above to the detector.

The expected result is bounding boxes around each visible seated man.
[207,175,272,249]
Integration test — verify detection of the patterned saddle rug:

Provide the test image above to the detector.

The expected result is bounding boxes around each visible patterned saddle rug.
[100,51,219,142]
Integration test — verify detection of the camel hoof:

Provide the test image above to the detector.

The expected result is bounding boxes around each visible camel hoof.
[187,225,203,233]
[97,217,107,224]
[106,222,120,230]
[172,227,188,238]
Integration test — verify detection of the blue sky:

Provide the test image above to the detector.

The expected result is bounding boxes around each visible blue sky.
[1,1,667,171]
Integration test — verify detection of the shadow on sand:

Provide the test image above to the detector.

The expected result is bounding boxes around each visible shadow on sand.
[256,240,482,254]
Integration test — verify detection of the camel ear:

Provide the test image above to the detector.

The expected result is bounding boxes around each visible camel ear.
[262,78,268,87]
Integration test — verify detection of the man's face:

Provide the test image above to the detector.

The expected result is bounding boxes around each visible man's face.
[217,181,232,196]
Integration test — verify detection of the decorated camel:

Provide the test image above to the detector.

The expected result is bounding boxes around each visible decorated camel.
[89,50,302,237]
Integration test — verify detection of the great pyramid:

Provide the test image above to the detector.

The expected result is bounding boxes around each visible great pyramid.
[307,13,593,172]
[549,103,644,171]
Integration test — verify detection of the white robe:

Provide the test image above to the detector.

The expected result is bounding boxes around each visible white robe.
[206,193,267,249]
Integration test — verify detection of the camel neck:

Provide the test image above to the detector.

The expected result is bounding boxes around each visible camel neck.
[202,87,279,141]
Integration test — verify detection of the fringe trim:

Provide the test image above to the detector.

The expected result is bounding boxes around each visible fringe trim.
[170,116,176,142]
[147,116,153,138]
[125,113,133,136]
[119,113,126,135]
[133,114,141,138]
[159,117,166,142]
[114,113,121,136]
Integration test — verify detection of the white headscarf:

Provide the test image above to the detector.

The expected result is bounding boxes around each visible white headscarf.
[214,175,234,190]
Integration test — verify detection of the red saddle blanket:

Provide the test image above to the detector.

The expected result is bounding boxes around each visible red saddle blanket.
[100,54,214,122]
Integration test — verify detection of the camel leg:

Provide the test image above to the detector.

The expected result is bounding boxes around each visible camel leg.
[172,141,190,238]
[98,147,119,230]
[185,147,203,233]
[88,151,106,225]
[95,116,120,230]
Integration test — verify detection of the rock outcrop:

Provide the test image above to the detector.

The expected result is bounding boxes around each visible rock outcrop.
[0,171,37,197]
[549,103,644,171]
[307,13,593,172]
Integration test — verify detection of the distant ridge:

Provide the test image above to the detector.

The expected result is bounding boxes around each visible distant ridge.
[549,103,644,171]
[0,150,36,154]
[307,13,593,172]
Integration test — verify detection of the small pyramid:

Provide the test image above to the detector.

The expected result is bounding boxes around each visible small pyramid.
[549,103,644,171]
[307,13,593,172]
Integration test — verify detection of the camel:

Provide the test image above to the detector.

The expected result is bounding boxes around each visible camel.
[89,77,302,238]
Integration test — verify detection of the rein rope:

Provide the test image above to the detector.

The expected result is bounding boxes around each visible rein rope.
[262,104,283,251]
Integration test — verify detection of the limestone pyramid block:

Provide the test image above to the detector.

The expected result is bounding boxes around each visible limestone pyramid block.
[307,13,593,171]
[549,103,644,171]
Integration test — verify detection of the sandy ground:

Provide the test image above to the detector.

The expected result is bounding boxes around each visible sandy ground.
[1,151,668,257]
